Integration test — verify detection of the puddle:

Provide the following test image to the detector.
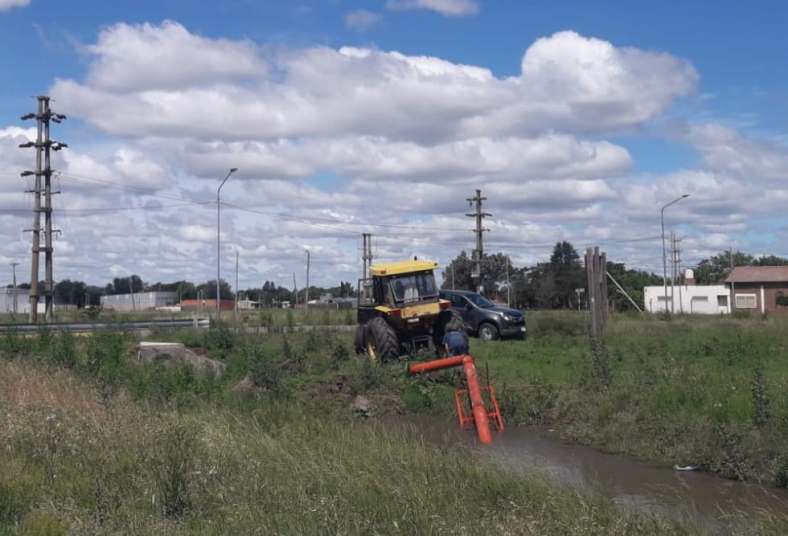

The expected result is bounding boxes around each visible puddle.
[393,415,788,530]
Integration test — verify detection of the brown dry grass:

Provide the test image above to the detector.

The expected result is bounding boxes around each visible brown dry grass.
[0,360,106,421]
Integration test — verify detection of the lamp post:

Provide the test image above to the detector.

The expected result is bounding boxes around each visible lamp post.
[217,168,238,318]
[661,194,689,314]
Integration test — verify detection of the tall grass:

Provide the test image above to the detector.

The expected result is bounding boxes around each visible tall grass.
[471,312,788,485]
[0,360,700,535]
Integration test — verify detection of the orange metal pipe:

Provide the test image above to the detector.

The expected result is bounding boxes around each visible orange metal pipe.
[462,356,493,444]
[408,354,494,444]
[407,355,466,374]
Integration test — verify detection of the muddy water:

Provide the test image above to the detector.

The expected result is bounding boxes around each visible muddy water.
[396,416,788,530]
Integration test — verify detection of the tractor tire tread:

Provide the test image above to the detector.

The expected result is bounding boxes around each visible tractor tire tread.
[368,317,399,361]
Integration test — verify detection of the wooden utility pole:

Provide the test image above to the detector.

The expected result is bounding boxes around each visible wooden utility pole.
[585,247,609,338]
[466,189,491,293]
[20,96,66,322]
[129,276,136,312]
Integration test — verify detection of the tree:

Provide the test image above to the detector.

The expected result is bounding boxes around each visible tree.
[441,251,513,300]
[694,251,753,284]
[54,279,87,306]
[605,262,661,311]
[548,241,584,308]
[195,279,234,300]
[109,275,144,294]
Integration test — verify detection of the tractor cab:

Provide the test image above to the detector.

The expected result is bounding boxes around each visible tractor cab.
[356,260,454,361]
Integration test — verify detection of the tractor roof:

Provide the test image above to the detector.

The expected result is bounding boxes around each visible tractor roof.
[370,259,438,277]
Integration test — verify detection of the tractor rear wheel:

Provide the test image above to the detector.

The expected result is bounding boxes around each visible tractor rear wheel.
[354,324,367,354]
[366,317,400,361]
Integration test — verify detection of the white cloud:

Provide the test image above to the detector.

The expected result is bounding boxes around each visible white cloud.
[52,25,696,142]
[0,0,29,12]
[687,123,788,181]
[83,21,265,92]
[3,21,771,288]
[386,0,479,17]
[344,9,382,31]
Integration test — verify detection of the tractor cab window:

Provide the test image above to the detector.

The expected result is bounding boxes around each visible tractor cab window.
[389,271,437,304]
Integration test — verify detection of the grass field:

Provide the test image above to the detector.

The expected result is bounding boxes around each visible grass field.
[2,311,788,533]
[0,334,701,535]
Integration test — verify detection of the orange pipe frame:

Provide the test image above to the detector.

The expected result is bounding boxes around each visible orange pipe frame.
[408,354,494,444]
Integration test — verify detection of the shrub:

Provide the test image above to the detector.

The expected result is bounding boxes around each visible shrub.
[152,421,197,518]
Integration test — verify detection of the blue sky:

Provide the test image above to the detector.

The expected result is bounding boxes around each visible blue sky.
[0,0,787,287]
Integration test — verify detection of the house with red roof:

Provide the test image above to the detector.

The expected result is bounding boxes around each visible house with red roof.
[725,266,788,314]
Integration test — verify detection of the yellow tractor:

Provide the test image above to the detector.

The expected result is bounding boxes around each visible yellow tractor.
[354,259,457,361]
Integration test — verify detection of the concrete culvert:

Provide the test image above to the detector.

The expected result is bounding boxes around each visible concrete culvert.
[135,342,226,377]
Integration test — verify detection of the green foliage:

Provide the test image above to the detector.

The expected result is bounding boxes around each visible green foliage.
[331,340,349,363]
[18,512,67,536]
[153,422,197,518]
[401,384,432,412]
[0,461,40,525]
[752,363,771,427]
[203,322,234,355]
[83,331,128,386]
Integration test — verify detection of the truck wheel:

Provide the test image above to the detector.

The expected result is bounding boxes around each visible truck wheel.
[366,317,400,361]
[478,322,499,341]
[354,324,367,354]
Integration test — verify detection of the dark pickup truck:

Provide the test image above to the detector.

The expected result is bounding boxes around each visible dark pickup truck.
[438,289,526,340]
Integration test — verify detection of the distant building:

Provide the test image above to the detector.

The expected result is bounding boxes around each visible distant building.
[101,291,177,312]
[237,299,258,310]
[0,288,30,314]
[644,269,731,314]
[725,266,788,315]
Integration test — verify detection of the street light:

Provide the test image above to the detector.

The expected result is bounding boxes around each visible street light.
[661,194,690,314]
[217,168,238,318]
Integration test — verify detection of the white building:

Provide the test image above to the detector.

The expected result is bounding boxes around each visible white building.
[644,270,731,314]
[101,291,177,312]
[0,288,30,314]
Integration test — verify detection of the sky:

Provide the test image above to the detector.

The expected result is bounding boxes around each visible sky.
[1,0,787,290]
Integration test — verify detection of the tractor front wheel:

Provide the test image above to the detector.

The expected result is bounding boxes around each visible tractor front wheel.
[366,317,400,361]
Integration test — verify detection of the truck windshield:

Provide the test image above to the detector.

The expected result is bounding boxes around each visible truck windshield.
[389,272,437,304]
[466,293,495,308]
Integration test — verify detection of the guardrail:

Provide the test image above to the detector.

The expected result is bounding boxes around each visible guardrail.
[0,318,211,333]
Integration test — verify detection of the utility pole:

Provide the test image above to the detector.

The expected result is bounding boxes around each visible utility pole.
[675,234,684,314]
[20,96,66,323]
[729,247,736,313]
[304,249,310,311]
[466,189,491,293]
[451,264,455,290]
[362,233,373,280]
[505,259,511,307]
[234,249,239,318]
[660,194,689,316]
[216,167,238,319]
[10,262,19,314]
[292,273,297,308]
[129,276,136,312]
